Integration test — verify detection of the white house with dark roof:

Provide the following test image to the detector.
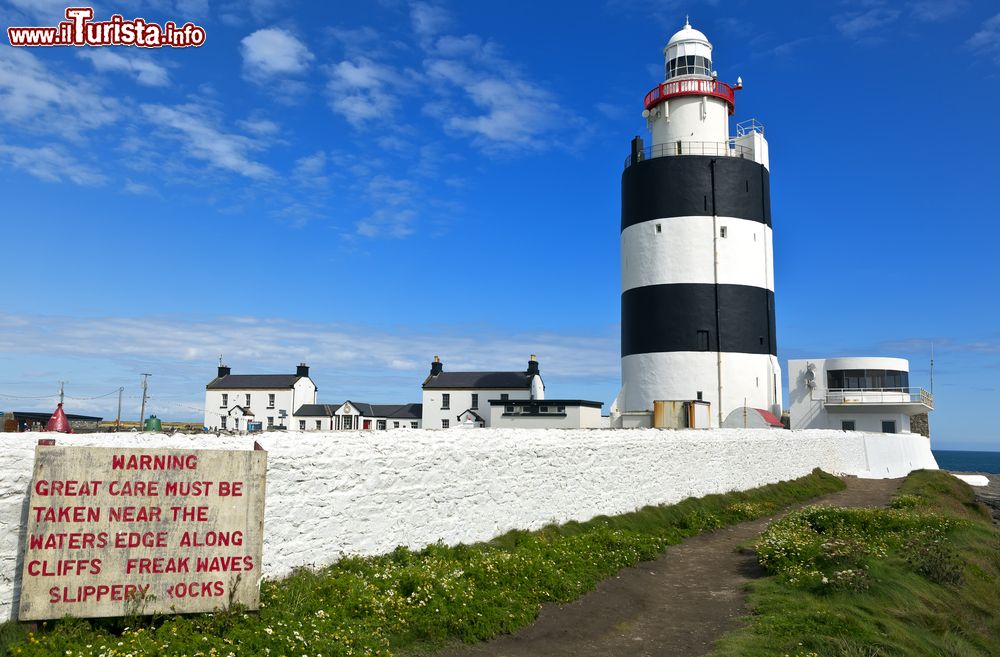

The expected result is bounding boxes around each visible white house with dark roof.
[421,355,545,429]
[204,363,317,431]
[293,401,423,431]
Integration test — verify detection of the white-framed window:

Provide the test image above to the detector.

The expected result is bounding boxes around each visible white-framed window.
[221,393,228,408]
[500,393,509,401]
[245,393,251,406]
[720,226,728,238]
[411,421,418,428]
[299,420,306,430]
[471,393,479,409]
[315,420,321,430]
[393,421,400,428]
[881,420,897,434]
[377,420,386,430]
[441,419,449,429]
[557,406,566,413]
[268,394,275,408]
[441,393,450,410]
[267,416,274,429]
[342,415,353,430]
[221,417,227,429]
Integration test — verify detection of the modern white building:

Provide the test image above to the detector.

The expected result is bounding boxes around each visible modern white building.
[422,355,544,429]
[614,20,781,427]
[292,401,422,431]
[787,357,933,433]
[487,399,604,429]
[204,363,317,431]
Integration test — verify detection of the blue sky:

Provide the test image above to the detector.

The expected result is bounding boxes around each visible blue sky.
[0,0,998,451]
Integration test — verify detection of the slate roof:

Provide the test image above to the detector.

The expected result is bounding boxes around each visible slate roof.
[294,402,423,420]
[207,374,304,390]
[422,371,534,390]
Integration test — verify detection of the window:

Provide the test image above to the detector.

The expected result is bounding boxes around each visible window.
[697,330,710,351]
[268,394,275,408]
[505,405,514,413]
[393,421,400,428]
[411,421,418,428]
[719,226,727,238]
[299,420,306,430]
[881,420,897,434]
[500,393,509,401]
[540,406,549,413]
[315,420,321,430]
[221,393,228,408]
[442,419,450,429]
[267,416,274,429]
[655,223,662,233]
[221,417,227,429]
[245,393,251,407]
[696,391,703,401]
[841,420,856,431]
[441,393,450,410]
[342,415,353,430]
[377,420,386,430]
[557,406,565,413]
[471,393,479,409]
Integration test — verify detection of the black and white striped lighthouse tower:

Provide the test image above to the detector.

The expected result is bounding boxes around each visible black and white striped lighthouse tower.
[615,19,781,426]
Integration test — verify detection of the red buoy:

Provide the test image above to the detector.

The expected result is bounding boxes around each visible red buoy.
[46,403,73,433]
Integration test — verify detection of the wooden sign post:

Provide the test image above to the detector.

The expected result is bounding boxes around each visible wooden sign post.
[18,444,267,620]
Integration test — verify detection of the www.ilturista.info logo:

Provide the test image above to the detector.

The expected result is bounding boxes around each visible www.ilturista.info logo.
[7,7,206,48]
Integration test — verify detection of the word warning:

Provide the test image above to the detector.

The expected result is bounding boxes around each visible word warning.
[18,445,267,620]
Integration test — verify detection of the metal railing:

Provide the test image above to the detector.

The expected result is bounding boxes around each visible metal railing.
[736,118,765,137]
[824,388,934,408]
[644,78,737,113]
[624,140,754,169]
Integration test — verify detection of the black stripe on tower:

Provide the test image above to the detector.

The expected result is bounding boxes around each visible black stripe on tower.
[621,283,776,357]
[621,156,770,231]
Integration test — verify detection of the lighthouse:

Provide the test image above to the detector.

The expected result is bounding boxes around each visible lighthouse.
[615,20,781,426]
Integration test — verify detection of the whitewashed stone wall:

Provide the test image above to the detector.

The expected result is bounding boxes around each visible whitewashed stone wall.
[0,428,938,621]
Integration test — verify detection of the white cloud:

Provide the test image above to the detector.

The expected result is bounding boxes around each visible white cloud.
[356,207,416,238]
[6,0,75,22]
[0,47,120,138]
[410,2,451,39]
[142,103,274,179]
[968,13,1000,64]
[292,151,328,188]
[78,49,170,87]
[0,143,105,185]
[833,5,901,40]
[911,1,968,22]
[326,58,401,127]
[241,28,314,80]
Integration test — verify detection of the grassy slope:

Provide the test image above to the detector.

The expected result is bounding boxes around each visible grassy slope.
[1,469,844,657]
[710,470,1000,657]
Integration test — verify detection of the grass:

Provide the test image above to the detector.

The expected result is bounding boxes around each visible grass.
[710,470,1000,657]
[0,469,844,657]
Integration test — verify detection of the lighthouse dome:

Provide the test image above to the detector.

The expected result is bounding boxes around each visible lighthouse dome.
[663,19,713,80]
[666,20,710,47]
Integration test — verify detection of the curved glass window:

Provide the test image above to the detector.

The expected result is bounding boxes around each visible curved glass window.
[827,369,909,390]
[666,55,712,79]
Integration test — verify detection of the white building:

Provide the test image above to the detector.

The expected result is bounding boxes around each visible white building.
[487,399,604,429]
[204,363,317,431]
[787,357,933,433]
[422,355,544,429]
[293,401,422,431]
[614,20,781,427]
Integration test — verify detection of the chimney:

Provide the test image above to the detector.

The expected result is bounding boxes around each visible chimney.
[217,364,231,378]
[526,354,540,376]
[430,355,443,376]
[296,363,309,378]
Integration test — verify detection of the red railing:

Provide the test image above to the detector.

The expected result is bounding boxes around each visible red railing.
[644,79,737,115]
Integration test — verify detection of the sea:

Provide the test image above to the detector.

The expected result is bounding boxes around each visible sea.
[932,450,1000,474]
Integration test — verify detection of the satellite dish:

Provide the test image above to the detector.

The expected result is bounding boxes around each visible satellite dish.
[642,109,650,118]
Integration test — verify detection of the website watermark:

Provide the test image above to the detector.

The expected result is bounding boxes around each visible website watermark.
[7,7,206,48]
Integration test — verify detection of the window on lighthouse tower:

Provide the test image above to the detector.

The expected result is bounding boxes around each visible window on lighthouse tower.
[667,55,712,79]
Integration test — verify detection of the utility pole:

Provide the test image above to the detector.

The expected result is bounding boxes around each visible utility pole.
[58,381,65,405]
[139,374,151,429]
[115,387,124,431]
[929,343,935,395]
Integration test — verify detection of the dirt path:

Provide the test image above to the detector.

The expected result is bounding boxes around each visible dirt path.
[435,477,901,657]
